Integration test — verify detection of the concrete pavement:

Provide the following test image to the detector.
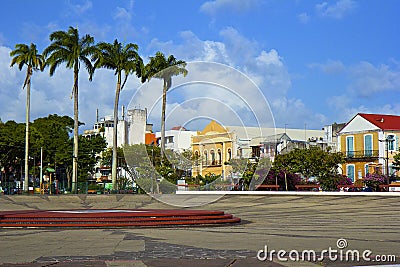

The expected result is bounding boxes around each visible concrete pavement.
[0,194,399,266]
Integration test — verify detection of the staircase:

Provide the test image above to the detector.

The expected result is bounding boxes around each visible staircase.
[0,209,241,227]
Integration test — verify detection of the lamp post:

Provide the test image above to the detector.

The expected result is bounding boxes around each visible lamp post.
[379,135,394,185]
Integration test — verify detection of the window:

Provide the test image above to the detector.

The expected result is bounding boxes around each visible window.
[210,150,215,165]
[346,136,354,157]
[217,149,222,165]
[194,151,199,165]
[227,148,232,161]
[364,164,369,176]
[364,134,372,156]
[346,165,355,182]
[203,150,208,166]
[387,135,395,151]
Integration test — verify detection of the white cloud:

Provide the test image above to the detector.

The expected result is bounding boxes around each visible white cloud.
[349,61,400,97]
[114,7,132,22]
[308,59,345,74]
[316,0,356,19]
[297,13,310,24]
[1,44,142,131]
[66,0,93,15]
[200,0,262,16]
[145,29,336,129]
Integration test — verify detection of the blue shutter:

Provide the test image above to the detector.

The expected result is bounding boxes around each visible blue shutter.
[364,135,372,156]
[347,165,355,182]
[396,135,399,151]
[346,136,354,157]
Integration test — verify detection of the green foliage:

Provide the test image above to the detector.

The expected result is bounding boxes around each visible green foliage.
[142,51,188,86]
[43,26,96,78]
[392,153,400,170]
[0,116,106,186]
[318,174,353,191]
[77,135,106,182]
[10,43,45,86]
[273,147,345,180]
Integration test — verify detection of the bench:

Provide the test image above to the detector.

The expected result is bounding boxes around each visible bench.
[379,184,400,191]
[295,184,320,191]
[256,185,280,191]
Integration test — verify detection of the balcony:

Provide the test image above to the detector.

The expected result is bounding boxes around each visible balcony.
[345,150,379,161]
[202,160,222,167]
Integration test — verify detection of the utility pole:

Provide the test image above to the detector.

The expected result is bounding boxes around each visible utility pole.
[40,147,43,194]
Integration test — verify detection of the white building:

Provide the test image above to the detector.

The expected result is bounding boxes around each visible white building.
[155,126,197,152]
[83,107,148,147]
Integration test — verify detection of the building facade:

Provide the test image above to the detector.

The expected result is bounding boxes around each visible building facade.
[191,121,234,178]
[338,113,400,182]
[155,126,197,152]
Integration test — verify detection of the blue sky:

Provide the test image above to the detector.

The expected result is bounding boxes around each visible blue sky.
[0,0,399,131]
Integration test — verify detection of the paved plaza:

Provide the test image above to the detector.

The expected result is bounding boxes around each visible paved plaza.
[0,194,399,266]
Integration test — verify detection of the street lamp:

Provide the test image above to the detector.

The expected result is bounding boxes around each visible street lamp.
[379,135,395,185]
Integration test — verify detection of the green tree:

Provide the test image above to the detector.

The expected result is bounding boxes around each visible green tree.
[10,43,44,192]
[77,135,106,182]
[93,39,143,190]
[273,147,345,181]
[31,115,74,187]
[43,26,97,193]
[0,121,25,182]
[142,52,187,159]
[392,153,400,171]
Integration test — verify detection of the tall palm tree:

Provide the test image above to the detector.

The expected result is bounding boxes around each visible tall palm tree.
[10,43,44,193]
[93,39,143,190]
[142,52,187,159]
[43,26,96,193]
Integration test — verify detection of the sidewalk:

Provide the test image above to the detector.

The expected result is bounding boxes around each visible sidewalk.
[0,194,399,266]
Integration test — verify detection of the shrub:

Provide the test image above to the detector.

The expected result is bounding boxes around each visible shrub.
[318,174,353,191]
[263,170,302,191]
[363,173,386,191]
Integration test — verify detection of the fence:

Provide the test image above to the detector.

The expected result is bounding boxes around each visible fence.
[0,181,137,195]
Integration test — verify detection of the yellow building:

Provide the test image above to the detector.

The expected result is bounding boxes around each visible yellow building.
[191,120,234,177]
[338,113,400,182]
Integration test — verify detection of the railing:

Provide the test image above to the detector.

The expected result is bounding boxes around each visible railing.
[346,150,379,159]
[202,160,222,167]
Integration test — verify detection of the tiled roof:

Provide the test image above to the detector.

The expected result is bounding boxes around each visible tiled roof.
[358,113,400,130]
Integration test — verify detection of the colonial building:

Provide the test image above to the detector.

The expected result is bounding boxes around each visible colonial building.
[191,120,327,178]
[338,113,400,182]
[191,121,234,177]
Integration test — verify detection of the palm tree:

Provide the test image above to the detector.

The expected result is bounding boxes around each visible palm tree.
[10,43,44,193]
[43,26,96,193]
[142,52,187,159]
[93,39,143,190]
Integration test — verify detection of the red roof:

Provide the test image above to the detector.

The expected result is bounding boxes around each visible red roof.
[358,113,400,130]
[171,126,187,131]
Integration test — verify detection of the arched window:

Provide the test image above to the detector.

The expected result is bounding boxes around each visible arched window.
[227,148,232,161]
[203,150,208,166]
[194,151,199,165]
[217,149,222,165]
[210,150,215,165]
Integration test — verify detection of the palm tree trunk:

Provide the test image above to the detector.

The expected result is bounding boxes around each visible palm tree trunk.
[111,73,121,190]
[24,67,32,193]
[72,66,79,193]
[160,79,167,160]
